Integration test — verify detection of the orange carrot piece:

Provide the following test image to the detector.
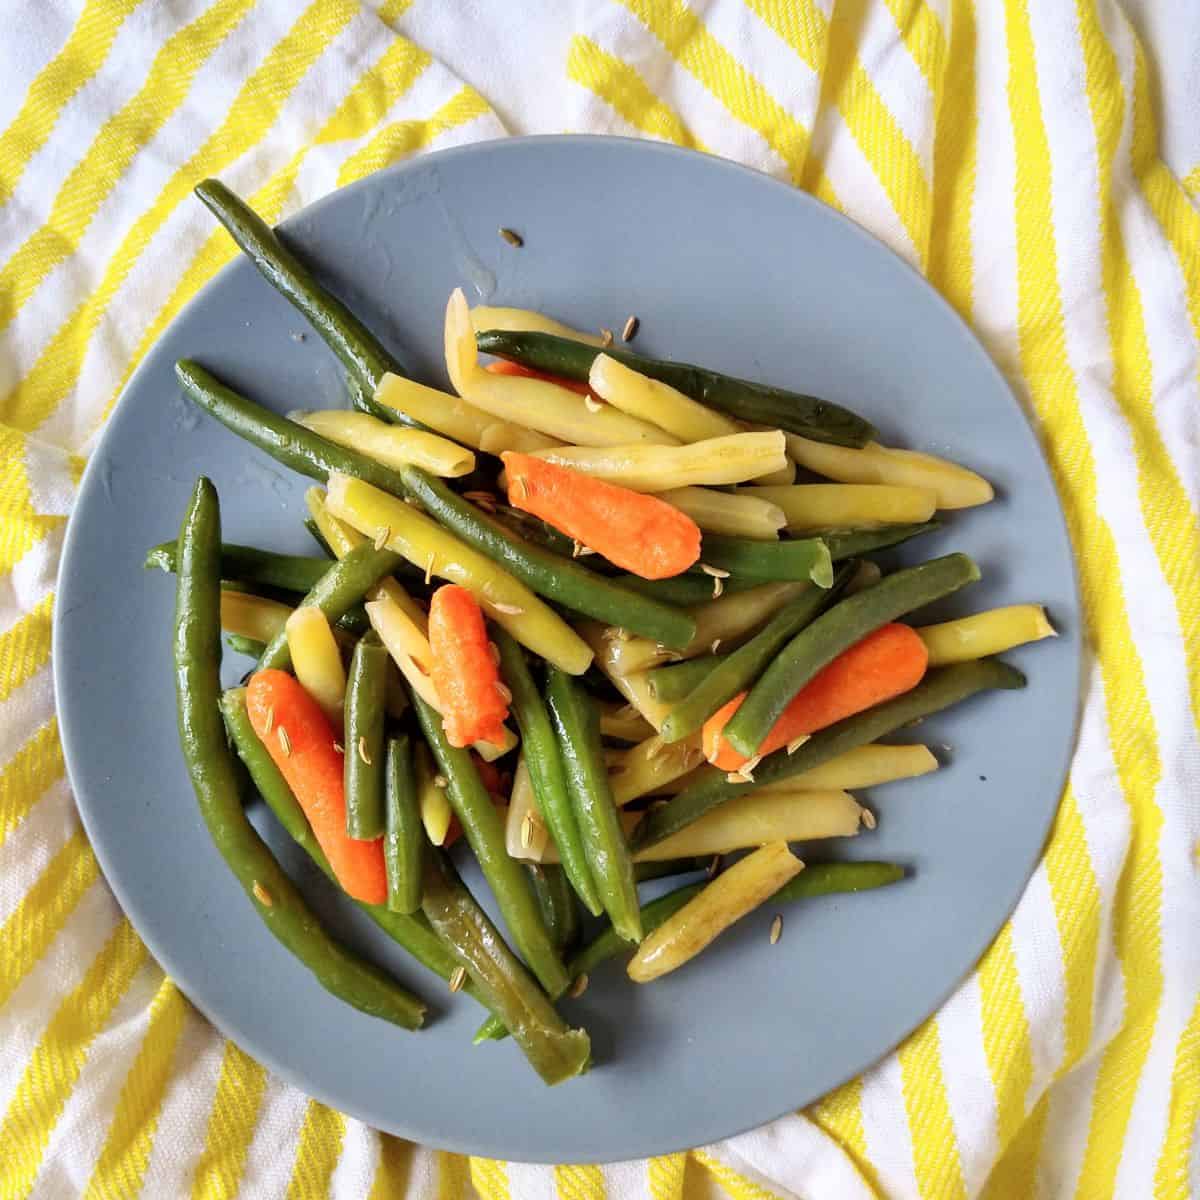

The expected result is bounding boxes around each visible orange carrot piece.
[246,669,388,904]
[485,359,592,395]
[427,584,510,749]
[501,451,701,580]
[703,624,929,770]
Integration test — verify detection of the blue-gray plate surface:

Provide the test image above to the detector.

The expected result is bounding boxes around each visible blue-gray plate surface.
[56,137,1080,1163]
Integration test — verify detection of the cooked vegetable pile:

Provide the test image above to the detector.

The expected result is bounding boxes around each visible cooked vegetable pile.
[152,179,1056,1084]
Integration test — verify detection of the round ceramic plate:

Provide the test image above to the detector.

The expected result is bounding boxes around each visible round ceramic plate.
[56,136,1080,1163]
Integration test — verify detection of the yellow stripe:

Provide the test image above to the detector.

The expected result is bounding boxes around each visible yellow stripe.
[469,1157,510,1200]
[978,1090,1049,1200]
[189,1040,269,1200]
[0,0,143,206]
[897,1019,967,1200]
[0,828,99,1009]
[554,1162,605,1200]
[1153,991,1200,1198]
[0,430,66,572]
[566,36,706,150]
[285,1101,346,1200]
[0,919,147,1199]
[927,0,976,316]
[0,717,63,851]
[0,0,255,334]
[976,923,1033,1150]
[692,1149,782,1200]
[801,0,932,265]
[90,22,433,436]
[336,86,490,186]
[368,1136,414,1200]
[881,0,948,95]
[0,592,53,703]
[81,978,189,1200]
[1181,163,1200,199]
[618,0,829,197]
[437,1152,470,1200]
[805,1077,883,1197]
[4,0,358,436]
[647,1155,686,1200]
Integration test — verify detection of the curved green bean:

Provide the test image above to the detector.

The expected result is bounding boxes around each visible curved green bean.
[819,521,940,561]
[411,691,570,997]
[257,542,402,671]
[147,540,330,593]
[475,329,876,448]
[699,535,833,587]
[344,632,388,839]
[660,564,855,743]
[616,573,758,607]
[634,657,1026,849]
[399,466,696,649]
[724,552,980,756]
[384,735,423,914]
[423,850,590,1085]
[220,688,494,1014]
[174,478,424,1029]
[546,668,642,944]
[494,630,601,916]
[647,655,723,703]
[194,180,406,405]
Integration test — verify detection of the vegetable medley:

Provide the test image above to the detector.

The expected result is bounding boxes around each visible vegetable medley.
[154,179,1056,1085]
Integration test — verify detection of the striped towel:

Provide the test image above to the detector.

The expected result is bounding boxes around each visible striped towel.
[1,1,1197,1196]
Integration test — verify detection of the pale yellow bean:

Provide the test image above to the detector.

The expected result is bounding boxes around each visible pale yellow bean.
[415,741,452,846]
[294,410,475,476]
[284,606,346,724]
[589,353,736,441]
[505,757,551,860]
[607,734,706,807]
[220,591,291,642]
[658,487,785,540]
[916,604,1056,666]
[742,483,938,532]
[470,304,604,346]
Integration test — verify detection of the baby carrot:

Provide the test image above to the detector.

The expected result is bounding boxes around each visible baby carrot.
[485,360,592,396]
[427,584,510,748]
[703,623,929,771]
[501,451,701,580]
[246,669,388,904]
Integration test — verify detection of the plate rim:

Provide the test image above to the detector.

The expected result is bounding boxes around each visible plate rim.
[54,133,1084,1162]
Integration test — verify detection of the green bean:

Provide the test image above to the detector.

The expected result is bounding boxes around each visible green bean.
[221,688,496,1015]
[422,850,590,1085]
[819,521,940,561]
[344,632,388,839]
[399,466,696,649]
[335,604,372,638]
[173,478,424,1029]
[634,657,1025,848]
[546,668,642,944]
[494,630,601,916]
[384,735,423,914]
[225,634,267,658]
[257,543,402,671]
[724,553,980,756]
[176,360,415,495]
[615,573,758,607]
[526,864,580,956]
[700,535,833,587]
[647,656,723,703]
[634,858,711,882]
[147,540,331,593]
[305,517,336,558]
[475,329,876,448]
[194,180,406,403]
[660,564,855,743]
[411,691,570,996]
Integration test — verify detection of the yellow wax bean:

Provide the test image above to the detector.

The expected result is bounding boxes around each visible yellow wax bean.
[916,604,1056,666]
[742,483,938,532]
[294,410,475,476]
[471,304,605,346]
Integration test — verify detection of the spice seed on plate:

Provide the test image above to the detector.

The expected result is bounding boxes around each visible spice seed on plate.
[622,315,639,342]
[770,914,783,945]
[499,227,523,247]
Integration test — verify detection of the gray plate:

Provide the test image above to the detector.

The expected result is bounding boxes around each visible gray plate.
[55,136,1080,1163]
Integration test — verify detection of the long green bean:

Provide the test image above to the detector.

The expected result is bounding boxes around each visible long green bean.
[422,850,590,1085]
[546,668,642,944]
[647,656,723,703]
[147,541,330,593]
[724,552,980,756]
[495,630,601,915]
[225,634,267,659]
[615,573,758,607]
[412,691,570,997]
[699,535,833,587]
[399,466,696,648]
[660,564,855,743]
[820,521,940,561]
[384,735,423,914]
[174,478,424,1028]
[526,864,580,956]
[475,329,876,447]
[344,633,388,839]
[634,657,1026,849]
